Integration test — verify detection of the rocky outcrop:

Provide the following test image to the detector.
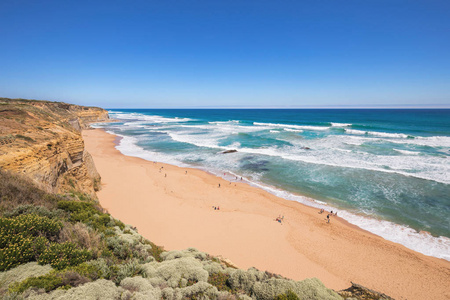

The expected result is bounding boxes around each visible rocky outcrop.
[338,282,394,300]
[221,149,238,154]
[0,98,108,197]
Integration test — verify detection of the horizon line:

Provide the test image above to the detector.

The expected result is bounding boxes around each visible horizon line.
[105,105,450,109]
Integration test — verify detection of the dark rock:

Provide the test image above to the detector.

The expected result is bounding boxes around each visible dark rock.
[221,149,238,154]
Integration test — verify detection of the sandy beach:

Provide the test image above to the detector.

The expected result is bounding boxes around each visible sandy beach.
[83,128,450,300]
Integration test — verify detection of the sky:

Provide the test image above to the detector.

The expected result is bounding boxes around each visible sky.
[0,0,449,108]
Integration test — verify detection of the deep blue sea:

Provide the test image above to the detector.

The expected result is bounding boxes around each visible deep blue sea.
[93,109,450,260]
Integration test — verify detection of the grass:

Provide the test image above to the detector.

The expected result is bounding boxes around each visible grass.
[14,134,35,142]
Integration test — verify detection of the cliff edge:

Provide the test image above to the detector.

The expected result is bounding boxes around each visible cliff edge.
[0,98,109,197]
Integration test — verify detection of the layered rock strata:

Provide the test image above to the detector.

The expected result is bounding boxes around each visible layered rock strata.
[0,98,109,197]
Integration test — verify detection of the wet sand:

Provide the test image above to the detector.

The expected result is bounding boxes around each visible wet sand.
[83,128,450,300]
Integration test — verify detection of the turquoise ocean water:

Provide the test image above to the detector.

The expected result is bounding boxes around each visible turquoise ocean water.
[93,109,450,260]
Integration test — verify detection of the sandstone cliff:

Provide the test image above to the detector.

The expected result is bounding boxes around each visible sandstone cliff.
[0,98,109,197]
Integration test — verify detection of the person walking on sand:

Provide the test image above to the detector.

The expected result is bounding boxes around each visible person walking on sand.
[326,214,330,223]
[218,183,221,188]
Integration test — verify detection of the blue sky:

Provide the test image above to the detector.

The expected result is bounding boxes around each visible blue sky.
[0,0,449,108]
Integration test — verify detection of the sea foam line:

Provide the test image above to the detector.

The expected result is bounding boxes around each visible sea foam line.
[253,122,329,131]
[345,129,412,139]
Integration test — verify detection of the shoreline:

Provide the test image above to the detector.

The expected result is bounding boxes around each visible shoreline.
[83,128,450,300]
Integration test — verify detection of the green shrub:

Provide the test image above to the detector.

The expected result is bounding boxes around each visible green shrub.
[8,270,91,294]
[9,273,64,293]
[143,239,164,262]
[115,259,147,284]
[0,262,53,292]
[0,214,62,271]
[57,201,112,232]
[0,234,35,271]
[275,290,300,300]
[114,219,125,231]
[2,205,65,220]
[37,242,92,270]
[70,262,102,280]
[15,134,34,142]
[106,236,133,260]
[208,272,234,293]
[0,214,62,247]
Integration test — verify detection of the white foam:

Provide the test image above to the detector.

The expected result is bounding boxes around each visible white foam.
[345,129,418,139]
[284,128,303,133]
[232,136,450,184]
[331,122,352,127]
[254,122,329,131]
[112,134,183,166]
[346,129,367,135]
[394,149,420,155]
[368,131,411,139]
[410,136,450,147]
[270,130,279,133]
[209,120,240,124]
[110,111,192,123]
[167,132,226,150]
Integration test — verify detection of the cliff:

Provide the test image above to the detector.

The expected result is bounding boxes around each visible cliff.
[0,98,109,197]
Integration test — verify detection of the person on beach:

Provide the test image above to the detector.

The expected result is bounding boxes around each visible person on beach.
[318,209,324,214]
[218,183,221,188]
[335,212,338,216]
[165,173,167,177]
[185,171,187,174]
[326,214,330,223]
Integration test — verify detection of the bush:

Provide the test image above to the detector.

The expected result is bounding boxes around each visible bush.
[0,214,62,243]
[208,272,235,293]
[2,205,65,220]
[8,270,91,294]
[57,201,112,232]
[0,214,62,271]
[275,290,300,300]
[0,262,52,293]
[58,222,103,256]
[9,273,64,293]
[15,134,34,142]
[115,259,147,284]
[37,242,92,270]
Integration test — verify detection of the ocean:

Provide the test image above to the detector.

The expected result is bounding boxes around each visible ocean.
[92,109,450,261]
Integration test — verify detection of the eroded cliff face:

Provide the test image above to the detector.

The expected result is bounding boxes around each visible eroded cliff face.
[0,98,109,197]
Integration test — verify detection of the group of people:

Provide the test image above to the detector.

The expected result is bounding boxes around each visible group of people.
[319,209,337,223]
[212,206,220,210]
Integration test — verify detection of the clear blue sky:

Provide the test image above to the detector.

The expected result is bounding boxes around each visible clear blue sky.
[1,0,449,108]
